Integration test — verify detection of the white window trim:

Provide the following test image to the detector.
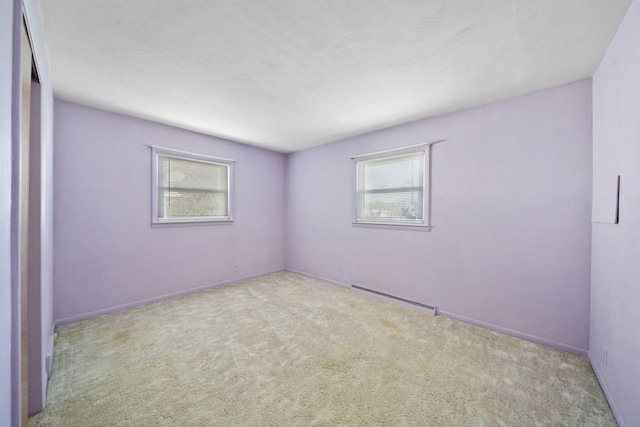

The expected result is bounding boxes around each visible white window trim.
[351,143,432,230]
[150,145,235,225]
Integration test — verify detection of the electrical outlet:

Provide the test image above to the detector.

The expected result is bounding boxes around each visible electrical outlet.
[603,346,608,366]
[338,267,343,276]
[234,264,239,273]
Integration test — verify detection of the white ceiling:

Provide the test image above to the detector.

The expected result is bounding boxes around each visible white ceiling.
[40,0,631,153]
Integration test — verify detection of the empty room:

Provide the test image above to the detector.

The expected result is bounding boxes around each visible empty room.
[2,0,640,425]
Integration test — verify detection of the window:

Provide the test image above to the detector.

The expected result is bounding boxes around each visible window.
[354,146,429,228]
[151,146,234,224]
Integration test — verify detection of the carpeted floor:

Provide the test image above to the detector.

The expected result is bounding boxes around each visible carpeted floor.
[30,271,616,426]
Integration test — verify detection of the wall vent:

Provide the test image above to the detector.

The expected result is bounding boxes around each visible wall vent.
[351,285,436,316]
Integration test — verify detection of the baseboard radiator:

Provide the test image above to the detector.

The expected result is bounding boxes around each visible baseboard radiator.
[351,285,437,316]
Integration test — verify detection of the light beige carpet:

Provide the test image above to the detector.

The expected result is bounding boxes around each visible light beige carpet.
[30,271,616,426]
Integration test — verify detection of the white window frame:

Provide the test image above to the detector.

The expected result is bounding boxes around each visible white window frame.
[352,143,431,230]
[151,146,235,225]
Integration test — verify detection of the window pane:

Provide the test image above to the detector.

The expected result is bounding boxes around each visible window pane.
[158,155,229,219]
[363,191,423,221]
[160,189,228,218]
[364,153,423,191]
[159,156,227,191]
[357,151,425,223]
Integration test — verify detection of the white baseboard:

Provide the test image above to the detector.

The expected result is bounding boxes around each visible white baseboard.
[287,269,435,316]
[351,284,436,316]
[54,268,285,326]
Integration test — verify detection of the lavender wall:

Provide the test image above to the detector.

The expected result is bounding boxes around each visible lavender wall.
[591,1,640,425]
[53,100,286,324]
[286,79,593,353]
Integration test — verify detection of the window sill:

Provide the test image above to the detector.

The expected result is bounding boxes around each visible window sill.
[352,222,431,232]
[152,220,234,228]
